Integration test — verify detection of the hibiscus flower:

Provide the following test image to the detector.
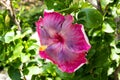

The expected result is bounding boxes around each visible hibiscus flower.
[35,10,91,73]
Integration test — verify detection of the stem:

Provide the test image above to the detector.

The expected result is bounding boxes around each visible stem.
[96,0,103,14]
[19,64,27,80]
[114,64,120,80]
[57,7,70,13]
[0,0,21,31]
[87,0,103,14]
[115,17,120,41]
[87,0,98,9]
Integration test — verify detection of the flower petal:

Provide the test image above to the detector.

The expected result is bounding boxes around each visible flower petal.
[43,11,65,37]
[45,43,62,64]
[35,17,53,45]
[36,11,91,73]
[43,43,87,73]
[35,17,43,39]
[61,24,91,53]
[61,15,73,31]
[58,45,87,73]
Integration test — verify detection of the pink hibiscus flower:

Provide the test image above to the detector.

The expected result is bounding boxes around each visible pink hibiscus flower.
[35,10,91,73]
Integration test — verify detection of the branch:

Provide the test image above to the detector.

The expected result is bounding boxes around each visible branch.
[87,0,98,9]
[87,0,103,14]
[0,0,8,8]
[114,63,120,80]
[96,0,103,14]
[0,0,21,31]
[19,64,27,80]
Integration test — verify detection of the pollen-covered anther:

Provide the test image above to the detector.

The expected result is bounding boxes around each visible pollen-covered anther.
[39,45,47,51]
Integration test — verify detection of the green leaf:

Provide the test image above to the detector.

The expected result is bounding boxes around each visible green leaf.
[0,51,5,61]
[8,66,21,80]
[93,46,110,67]
[0,23,4,32]
[101,0,113,9]
[0,36,4,42]
[102,18,116,33]
[0,14,4,23]
[102,22,114,33]
[5,14,10,27]
[65,0,73,7]
[58,3,79,13]
[55,77,62,80]
[0,14,5,33]
[4,31,15,43]
[79,75,94,80]
[26,66,43,75]
[10,42,24,61]
[43,62,56,74]
[21,53,30,63]
[55,68,74,80]
[78,8,103,28]
[11,58,21,68]
[45,0,67,10]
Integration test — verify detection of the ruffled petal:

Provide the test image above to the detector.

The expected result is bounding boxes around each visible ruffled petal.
[61,24,91,53]
[43,11,65,37]
[61,15,73,31]
[39,43,61,62]
[35,17,43,39]
[45,43,62,64]
[41,43,87,73]
[58,45,87,73]
[36,18,54,45]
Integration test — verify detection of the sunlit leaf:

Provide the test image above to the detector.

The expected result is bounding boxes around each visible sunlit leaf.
[102,22,114,33]
[4,31,15,43]
[78,8,103,28]
[27,66,43,75]
[5,14,10,27]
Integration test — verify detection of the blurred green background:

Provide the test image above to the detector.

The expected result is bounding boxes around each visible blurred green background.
[0,0,120,80]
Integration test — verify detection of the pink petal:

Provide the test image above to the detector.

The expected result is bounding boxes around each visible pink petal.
[43,43,87,73]
[35,17,43,39]
[61,24,91,53]
[35,17,53,45]
[58,46,87,73]
[39,51,48,59]
[61,15,73,31]
[45,43,62,64]
[43,11,65,37]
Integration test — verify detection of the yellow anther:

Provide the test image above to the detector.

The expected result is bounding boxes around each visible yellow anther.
[39,45,47,51]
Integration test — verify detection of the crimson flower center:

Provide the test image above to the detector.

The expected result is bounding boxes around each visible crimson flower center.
[54,33,64,43]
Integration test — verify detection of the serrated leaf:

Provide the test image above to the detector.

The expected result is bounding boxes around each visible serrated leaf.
[78,8,103,28]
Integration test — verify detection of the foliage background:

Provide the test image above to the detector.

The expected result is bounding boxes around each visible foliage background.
[0,0,120,80]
